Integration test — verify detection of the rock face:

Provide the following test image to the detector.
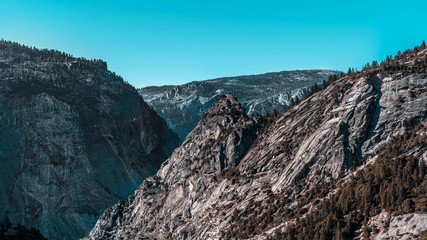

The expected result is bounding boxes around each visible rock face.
[87,94,264,239]
[88,46,427,239]
[368,211,427,240]
[139,70,340,140]
[0,40,179,239]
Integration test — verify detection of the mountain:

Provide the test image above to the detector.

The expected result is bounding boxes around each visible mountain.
[87,43,427,239]
[139,70,340,140]
[0,40,179,240]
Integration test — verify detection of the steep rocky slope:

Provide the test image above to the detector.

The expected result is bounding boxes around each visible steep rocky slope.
[87,94,268,239]
[139,70,340,140]
[88,43,427,240]
[0,40,179,239]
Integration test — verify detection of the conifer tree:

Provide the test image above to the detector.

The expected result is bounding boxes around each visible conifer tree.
[290,98,295,107]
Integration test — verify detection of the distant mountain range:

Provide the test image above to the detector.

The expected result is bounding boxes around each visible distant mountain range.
[139,70,341,140]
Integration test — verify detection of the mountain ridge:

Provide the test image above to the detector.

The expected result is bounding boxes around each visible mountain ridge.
[139,69,341,140]
[87,42,427,240]
[0,40,180,240]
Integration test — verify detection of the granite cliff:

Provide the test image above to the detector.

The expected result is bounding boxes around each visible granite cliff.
[88,43,427,239]
[0,40,179,240]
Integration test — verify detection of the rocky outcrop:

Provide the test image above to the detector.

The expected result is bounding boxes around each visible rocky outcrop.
[88,45,427,240]
[87,94,264,239]
[366,211,427,240]
[0,40,179,239]
[248,71,426,192]
[139,70,340,140]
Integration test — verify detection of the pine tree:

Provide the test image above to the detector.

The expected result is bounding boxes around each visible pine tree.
[290,98,295,107]
[312,83,319,92]
[372,60,378,68]
[419,160,425,182]
[333,222,342,240]
[283,103,288,112]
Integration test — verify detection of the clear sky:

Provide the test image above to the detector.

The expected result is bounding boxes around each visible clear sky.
[1,0,426,87]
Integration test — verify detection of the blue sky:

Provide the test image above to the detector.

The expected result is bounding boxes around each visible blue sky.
[1,0,426,87]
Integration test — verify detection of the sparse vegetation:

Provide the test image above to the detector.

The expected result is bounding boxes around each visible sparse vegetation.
[282,40,427,115]
[0,39,131,87]
[223,122,426,239]
[272,124,426,240]
[222,42,427,240]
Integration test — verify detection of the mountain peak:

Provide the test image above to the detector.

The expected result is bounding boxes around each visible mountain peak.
[201,94,247,121]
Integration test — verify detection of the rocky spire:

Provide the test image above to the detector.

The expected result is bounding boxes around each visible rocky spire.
[87,94,262,240]
[200,94,248,121]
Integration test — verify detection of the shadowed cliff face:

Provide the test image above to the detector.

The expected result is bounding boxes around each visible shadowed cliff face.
[88,48,427,240]
[0,41,179,240]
